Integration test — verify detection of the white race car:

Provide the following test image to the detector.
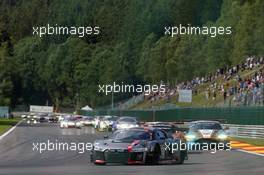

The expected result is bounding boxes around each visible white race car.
[93,116,104,129]
[80,116,94,126]
[114,117,139,130]
[60,118,82,128]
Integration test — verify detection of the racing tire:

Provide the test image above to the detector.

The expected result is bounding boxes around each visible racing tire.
[176,151,186,164]
[223,141,231,150]
[146,145,160,165]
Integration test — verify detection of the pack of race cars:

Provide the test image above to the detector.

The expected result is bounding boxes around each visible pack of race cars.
[21,113,230,165]
[21,113,58,124]
[90,120,230,165]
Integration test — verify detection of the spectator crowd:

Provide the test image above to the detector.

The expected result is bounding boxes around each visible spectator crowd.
[144,56,264,106]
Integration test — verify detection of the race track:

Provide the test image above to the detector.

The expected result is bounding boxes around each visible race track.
[0,122,263,175]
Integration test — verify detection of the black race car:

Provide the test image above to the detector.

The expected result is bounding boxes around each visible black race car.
[90,127,187,165]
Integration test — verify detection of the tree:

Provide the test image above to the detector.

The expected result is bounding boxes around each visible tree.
[0,32,15,106]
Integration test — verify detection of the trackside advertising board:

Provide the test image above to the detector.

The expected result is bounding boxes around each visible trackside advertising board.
[178,90,192,103]
[0,106,9,118]
[30,105,54,113]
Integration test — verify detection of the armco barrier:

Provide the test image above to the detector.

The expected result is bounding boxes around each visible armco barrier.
[224,124,264,138]
[80,106,264,125]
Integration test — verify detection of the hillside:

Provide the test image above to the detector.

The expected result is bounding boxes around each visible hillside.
[132,59,264,109]
[0,0,263,110]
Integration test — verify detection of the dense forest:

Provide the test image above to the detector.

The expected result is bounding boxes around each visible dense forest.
[0,0,263,110]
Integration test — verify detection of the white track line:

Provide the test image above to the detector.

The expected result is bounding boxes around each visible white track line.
[0,121,21,140]
[236,149,264,157]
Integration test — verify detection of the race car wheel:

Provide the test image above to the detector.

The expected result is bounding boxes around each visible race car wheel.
[146,145,160,165]
[176,151,186,164]
[223,141,231,150]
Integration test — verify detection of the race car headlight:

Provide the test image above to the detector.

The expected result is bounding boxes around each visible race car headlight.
[94,146,101,151]
[94,146,105,151]
[93,143,100,150]
[108,121,113,125]
[217,133,228,140]
[93,143,106,151]
[118,124,128,129]
[129,124,139,128]
[100,122,107,128]
[185,134,196,141]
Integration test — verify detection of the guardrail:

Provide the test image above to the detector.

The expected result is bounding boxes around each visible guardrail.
[224,124,264,139]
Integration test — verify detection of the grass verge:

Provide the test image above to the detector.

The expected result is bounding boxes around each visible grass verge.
[0,125,13,135]
[0,118,20,135]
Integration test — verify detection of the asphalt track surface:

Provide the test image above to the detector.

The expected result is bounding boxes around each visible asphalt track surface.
[0,122,263,175]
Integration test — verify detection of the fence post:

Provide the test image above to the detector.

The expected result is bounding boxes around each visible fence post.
[152,110,156,122]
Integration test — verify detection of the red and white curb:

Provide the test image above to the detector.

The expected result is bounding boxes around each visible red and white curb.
[231,140,264,157]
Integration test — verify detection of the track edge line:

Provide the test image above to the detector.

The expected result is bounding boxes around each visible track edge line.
[236,149,264,157]
[0,120,22,140]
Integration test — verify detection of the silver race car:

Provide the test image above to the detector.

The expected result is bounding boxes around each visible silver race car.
[185,120,230,150]
[60,116,82,128]
[113,117,139,130]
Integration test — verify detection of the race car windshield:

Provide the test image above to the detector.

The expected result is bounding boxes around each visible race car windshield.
[110,130,150,142]
[68,118,77,121]
[161,128,174,138]
[107,117,117,121]
[83,117,93,120]
[118,118,136,123]
[190,123,222,130]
